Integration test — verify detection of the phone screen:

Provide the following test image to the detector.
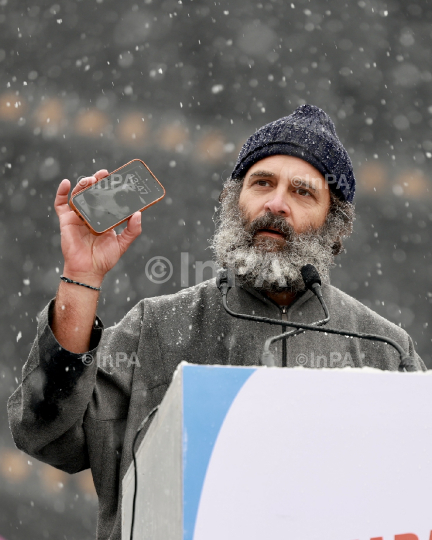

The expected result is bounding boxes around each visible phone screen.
[71,160,165,234]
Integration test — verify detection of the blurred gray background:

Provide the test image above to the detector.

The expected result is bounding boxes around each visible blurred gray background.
[1,0,432,537]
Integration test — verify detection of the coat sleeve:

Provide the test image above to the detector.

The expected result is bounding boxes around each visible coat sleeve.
[7,298,142,474]
[407,334,428,372]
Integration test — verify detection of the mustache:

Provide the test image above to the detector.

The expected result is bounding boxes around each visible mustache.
[243,212,297,242]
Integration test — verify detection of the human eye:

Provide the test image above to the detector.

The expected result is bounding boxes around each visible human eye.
[252,178,271,187]
[295,187,311,196]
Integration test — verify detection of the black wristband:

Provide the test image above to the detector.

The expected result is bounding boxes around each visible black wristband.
[60,275,101,291]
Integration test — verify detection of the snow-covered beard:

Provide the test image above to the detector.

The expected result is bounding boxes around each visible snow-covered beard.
[211,179,350,294]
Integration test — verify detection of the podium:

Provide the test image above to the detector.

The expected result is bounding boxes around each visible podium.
[122,363,432,540]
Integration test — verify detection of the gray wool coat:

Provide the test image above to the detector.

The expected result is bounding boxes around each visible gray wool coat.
[7,279,426,539]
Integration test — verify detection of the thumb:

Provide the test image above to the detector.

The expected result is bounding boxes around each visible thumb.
[55,179,72,217]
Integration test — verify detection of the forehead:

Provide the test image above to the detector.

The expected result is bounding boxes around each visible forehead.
[246,155,326,186]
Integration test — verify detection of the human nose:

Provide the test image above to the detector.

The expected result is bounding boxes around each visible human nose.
[263,190,291,216]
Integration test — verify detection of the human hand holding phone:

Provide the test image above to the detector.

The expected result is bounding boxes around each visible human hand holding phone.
[70,159,165,236]
[54,169,143,287]
[52,160,164,353]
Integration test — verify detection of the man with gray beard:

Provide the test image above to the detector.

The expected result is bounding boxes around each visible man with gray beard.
[8,104,426,540]
[212,174,353,298]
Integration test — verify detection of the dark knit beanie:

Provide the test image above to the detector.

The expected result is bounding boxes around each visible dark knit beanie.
[231,104,355,203]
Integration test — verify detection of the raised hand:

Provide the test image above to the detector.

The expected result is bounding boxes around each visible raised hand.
[54,170,142,286]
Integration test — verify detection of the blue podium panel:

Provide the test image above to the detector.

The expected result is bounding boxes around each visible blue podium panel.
[123,364,432,540]
[182,365,256,540]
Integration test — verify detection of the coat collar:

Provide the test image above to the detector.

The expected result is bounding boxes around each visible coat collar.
[237,281,316,315]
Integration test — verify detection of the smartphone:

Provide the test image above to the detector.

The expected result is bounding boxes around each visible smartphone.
[69,159,165,235]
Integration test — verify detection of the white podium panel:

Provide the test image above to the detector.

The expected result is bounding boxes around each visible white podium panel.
[123,364,432,540]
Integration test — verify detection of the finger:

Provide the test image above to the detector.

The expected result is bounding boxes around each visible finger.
[117,212,142,256]
[95,169,109,181]
[54,179,72,217]
[71,175,98,196]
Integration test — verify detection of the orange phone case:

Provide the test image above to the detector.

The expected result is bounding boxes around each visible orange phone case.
[69,159,165,236]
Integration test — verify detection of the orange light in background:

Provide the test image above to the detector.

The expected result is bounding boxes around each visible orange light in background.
[0,449,30,483]
[117,113,148,146]
[235,135,248,155]
[396,168,430,198]
[196,130,226,162]
[39,462,68,493]
[158,122,189,151]
[0,92,26,121]
[75,469,97,498]
[75,108,111,137]
[33,98,64,128]
[357,162,388,194]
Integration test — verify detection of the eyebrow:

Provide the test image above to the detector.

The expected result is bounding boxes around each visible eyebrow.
[248,170,275,179]
[293,178,318,193]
